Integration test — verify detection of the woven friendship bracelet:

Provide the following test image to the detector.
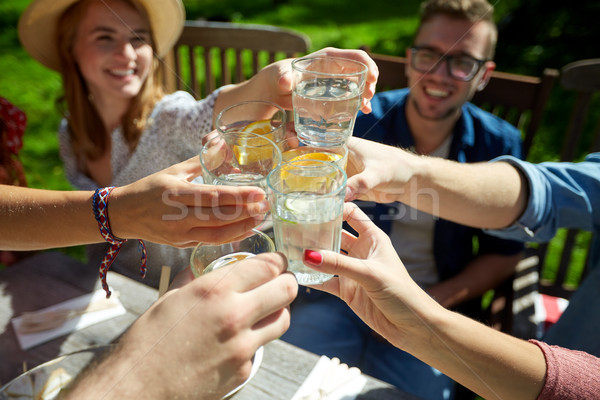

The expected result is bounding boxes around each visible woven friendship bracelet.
[93,187,148,298]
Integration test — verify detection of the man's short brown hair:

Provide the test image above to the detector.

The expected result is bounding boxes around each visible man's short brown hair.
[416,0,498,59]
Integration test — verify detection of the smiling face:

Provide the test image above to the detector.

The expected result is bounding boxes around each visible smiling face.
[73,0,153,107]
[406,14,495,122]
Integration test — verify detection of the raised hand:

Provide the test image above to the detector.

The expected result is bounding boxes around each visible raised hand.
[345,137,417,204]
[302,203,438,349]
[251,47,378,114]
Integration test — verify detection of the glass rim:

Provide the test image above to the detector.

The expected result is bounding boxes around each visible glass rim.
[278,139,349,163]
[266,159,347,197]
[189,228,275,275]
[291,56,368,77]
[216,100,287,135]
[199,131,282,184]
[202,130,281,146]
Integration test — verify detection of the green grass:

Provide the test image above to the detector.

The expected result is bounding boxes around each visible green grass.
[1,0,594,287]
[541,229,592,288]
[1,1,67,189]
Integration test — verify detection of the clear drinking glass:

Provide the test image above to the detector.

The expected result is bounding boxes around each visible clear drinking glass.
[189,229,276,277]
[267,160,346,285]
[278,135,348,171]
[292,56,367,147]
[189,232,270,399]
[216,100,287,144]
[200,131,282,190]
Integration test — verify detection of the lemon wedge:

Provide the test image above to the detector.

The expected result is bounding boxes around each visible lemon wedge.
[280,157,340,192]
[280,170,325,192]
[234,120,275,165]
[242,119,274,138]
[287,151,341,164]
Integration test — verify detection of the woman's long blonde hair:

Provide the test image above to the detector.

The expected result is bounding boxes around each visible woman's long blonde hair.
[56,0,165,163]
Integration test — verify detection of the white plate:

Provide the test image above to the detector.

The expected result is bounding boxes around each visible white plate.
[0,345,264,399]
[0,345,110,400]
[223,345,264,398]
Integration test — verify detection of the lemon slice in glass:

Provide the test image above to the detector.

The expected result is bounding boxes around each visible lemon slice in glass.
[287,151,341,164]
[283,196,314,214]
[281,154,340,192]
[233,120,275,165]
[242,119,274,138]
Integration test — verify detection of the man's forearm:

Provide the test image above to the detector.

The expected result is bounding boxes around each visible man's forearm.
[59,344,167,400]
[398,157,529,229]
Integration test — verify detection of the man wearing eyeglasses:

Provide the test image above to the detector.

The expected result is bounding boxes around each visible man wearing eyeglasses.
[281,1,524,399]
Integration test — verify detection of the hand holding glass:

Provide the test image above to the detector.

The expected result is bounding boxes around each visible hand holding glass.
[189,229,276,277]
[189,230,272,399]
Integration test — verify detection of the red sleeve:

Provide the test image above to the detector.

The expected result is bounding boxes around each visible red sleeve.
[530,339,600,399]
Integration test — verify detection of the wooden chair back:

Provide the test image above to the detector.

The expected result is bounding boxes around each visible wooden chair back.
[164,20,311,99]
[490,59,600,338]
[473,70,558,158]
[362,49,559,158]
[535,58,600,299]
[559,58,600,160]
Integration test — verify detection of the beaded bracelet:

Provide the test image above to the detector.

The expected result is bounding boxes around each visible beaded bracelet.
[93,187,147,298]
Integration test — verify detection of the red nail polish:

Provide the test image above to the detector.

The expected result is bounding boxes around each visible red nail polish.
[303,249,322,266]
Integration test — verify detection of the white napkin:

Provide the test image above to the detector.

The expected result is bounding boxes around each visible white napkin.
[11,290,126,350]
[291,356,367,400]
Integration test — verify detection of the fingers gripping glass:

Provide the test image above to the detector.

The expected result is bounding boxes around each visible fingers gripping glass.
[409,47,487,81]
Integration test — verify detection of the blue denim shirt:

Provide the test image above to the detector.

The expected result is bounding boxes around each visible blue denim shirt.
[487,153,600,355]
[352,89,524,281]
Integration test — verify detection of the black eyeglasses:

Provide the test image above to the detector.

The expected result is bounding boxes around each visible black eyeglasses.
[409,47,487,82]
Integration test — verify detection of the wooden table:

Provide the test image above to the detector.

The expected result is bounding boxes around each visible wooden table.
[0,251,421,399]
[0,251,157,383]
[236,339,421,399]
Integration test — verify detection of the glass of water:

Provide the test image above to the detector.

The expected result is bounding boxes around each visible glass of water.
[189,229,276,277]
[292,56,368,147]
[200,131,282,190]
[267,159,346,285]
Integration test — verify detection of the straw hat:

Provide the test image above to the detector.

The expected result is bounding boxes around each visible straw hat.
[18,0,185,72]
